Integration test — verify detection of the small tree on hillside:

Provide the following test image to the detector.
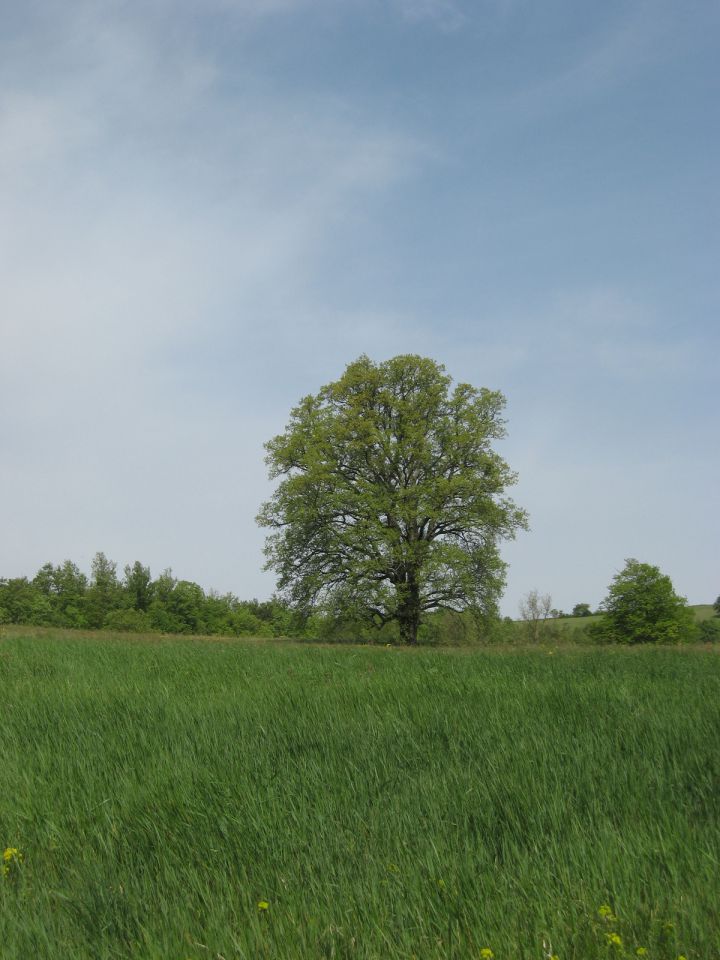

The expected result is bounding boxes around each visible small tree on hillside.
[572,602,592,618]
[714,595,720,617]
[591,559,694,644]
[519,590,552,642]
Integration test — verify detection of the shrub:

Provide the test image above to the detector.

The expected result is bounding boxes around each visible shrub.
[698,619,720,643]
[103,609,152,633]
[228,607,270,637]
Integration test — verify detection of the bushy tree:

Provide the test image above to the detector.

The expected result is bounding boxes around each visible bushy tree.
[258,355,527,644]
[698,619,720,643]
[572,602,592,618]
[123,561,153,612]
[228,606,271,637]
[169,580,207,634]
[148,569,179,632]
[33,560,88,626]
[86,552,123,628]
[591,559,694,644]
[0,578,52,625]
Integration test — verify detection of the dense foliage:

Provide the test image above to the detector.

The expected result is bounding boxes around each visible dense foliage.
[590,559,695,644]
[258,354,527,644]
[0,553,510,643]
[0,554,293,638]
[0,554,710,645]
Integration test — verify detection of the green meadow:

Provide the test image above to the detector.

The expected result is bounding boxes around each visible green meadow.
[1,629,719,959]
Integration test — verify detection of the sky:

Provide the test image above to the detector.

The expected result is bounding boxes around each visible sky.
[1,0,718,616]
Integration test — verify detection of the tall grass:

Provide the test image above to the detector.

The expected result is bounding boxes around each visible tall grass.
[1,630,719,959]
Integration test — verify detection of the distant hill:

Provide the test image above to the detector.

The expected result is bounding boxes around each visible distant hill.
[520,604,715,636]
[691,604,716,622]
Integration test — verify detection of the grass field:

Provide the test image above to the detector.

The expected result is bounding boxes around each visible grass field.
[1,629,719,959]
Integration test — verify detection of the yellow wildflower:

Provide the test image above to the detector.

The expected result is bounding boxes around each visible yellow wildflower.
[606,933,622,949]
[635,949,648,957]
[257,900,269,911]
[598,904,617,922]
[2,848,23,879]
[480,949,494,960]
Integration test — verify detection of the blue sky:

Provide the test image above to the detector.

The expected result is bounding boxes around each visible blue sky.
[1,0,718,614]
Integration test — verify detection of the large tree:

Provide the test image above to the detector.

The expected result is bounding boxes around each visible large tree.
[257,355,527,644]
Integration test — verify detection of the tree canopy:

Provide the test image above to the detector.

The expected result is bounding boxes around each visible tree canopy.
[257,354,527,644]
[591,558,694,644]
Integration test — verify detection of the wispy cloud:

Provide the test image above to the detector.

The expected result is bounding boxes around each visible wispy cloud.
[490,5,673,119]
[0,0,428,591]
[0,2,422,362]
[394,0,467,30]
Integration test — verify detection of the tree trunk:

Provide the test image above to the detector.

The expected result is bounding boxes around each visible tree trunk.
[397,578,420,645]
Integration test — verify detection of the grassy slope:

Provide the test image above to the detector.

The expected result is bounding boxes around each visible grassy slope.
[1,631,719,959]
[535,604,714,639]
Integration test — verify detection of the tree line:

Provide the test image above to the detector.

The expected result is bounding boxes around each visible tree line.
[1,553,716,644]
[0,553,499,643]
[0,554,295,637]
[0,553,502,642]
